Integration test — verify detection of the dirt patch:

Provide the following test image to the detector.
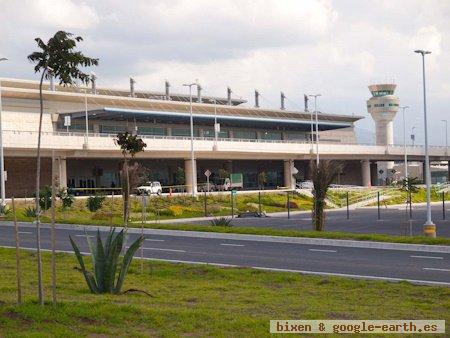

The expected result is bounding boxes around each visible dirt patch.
[76,316,99,325]
[3,310,34,326]
[327,312,357,319]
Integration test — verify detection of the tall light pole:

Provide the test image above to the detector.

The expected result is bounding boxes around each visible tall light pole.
[400,106,409,179]
[411,126,416,146]
[212,97,218,151]
[415,49,435,236]
[0,57,8,205]
[309,94,321,165]
[183,82,198,196]
[442,119,448,155]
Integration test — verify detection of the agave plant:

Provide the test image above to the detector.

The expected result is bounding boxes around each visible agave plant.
[69,228,144,294]
[210,217,233,227]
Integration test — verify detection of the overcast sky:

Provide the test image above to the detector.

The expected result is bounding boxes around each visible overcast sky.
[1,0,449,145]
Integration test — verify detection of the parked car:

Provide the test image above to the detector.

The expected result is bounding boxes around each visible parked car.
[198,182,216,192]
[296,180,314,189]
[214,174,244,191]
[136,181,162,195]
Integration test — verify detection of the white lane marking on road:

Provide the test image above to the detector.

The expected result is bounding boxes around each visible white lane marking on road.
[309,249,337,253]
[75,234,94,238]
[143,247,186,253]
[410,255,443,260]
[1,245,449,287]
[18,231,32,235]
[423,267,450,272]
[145,239,165,242]
[220,243,244,247]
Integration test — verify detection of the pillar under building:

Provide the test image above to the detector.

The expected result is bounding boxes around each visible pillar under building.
[361,160,371,187]
[367,84,400,185]
[283,160,297,189]
[184,158,197,195]
[53,156,67,189]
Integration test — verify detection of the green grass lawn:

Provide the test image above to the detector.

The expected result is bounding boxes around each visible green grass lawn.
[377,188,447,206]
[0,248,449,337]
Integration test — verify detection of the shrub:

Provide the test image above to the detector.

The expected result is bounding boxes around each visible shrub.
[69,228,144,294]
[245,202,260,212]
[285,201,299,209]
[58,188,74,209]
[168,205,184,216]
[0,204,10,216]
[86,195,105,212]
[159,208,175,217]
[23,206,37,218]
[210,217,233,227]
[38,186,52,211]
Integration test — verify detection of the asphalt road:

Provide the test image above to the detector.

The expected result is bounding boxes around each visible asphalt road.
[188,204,450,237]
[1,223,449,286]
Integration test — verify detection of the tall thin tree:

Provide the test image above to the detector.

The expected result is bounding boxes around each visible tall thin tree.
[28,31,98,305]
[115,132,147,227]
[310,160,344,231]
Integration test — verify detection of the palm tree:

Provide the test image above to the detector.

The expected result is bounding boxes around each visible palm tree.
[115,132,147,227]
[310,160,344,231]
[27,31,98,305]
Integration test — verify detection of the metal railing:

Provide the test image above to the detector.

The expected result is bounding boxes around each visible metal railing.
[5,129,450,150]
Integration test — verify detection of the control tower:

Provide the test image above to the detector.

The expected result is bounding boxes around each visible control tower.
[367,84,400,183]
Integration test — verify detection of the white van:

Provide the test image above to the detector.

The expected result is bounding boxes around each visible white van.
[136,181,162,195]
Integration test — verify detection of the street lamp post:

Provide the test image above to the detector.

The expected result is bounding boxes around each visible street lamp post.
[0,57,8,205]
[415,49,435,236]
[400,106,409,179]
[212,97,218,151]
[183,82,199,196]
[411,126,416,146]
[309,94,321,165]
[442,119,448,155]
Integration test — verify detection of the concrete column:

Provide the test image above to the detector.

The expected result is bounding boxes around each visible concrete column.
[184,158,197,195]
[283,160,296,189]
[166,126,172,136]
[361,160,371,187]
[53,157,67,189]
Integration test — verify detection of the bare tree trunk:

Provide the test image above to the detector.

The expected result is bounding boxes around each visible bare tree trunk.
[35,70,46,305]
[12,197,22,305]
[51,151,57,304]
[122,159,130,228]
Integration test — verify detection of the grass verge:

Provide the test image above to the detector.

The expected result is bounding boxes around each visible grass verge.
[0,248,449,337]
[133,223,450,246]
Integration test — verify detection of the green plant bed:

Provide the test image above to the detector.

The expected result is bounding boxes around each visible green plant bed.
[0,248,449,336]
[4,192,314,225]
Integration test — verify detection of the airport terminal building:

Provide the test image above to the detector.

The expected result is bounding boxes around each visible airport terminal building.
[1,77,449,197]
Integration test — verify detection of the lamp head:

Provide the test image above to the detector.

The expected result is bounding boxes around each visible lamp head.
[0,57,7,62]
[414,50,431,55]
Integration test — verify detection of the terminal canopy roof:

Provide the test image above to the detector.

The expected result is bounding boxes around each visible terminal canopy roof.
[68,107,354,131]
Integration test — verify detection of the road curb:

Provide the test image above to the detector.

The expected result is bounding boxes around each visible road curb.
[7,221,449,253]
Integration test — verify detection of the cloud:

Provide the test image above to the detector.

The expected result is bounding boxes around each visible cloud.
[1,0,449,145]
[31,0,99,29]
